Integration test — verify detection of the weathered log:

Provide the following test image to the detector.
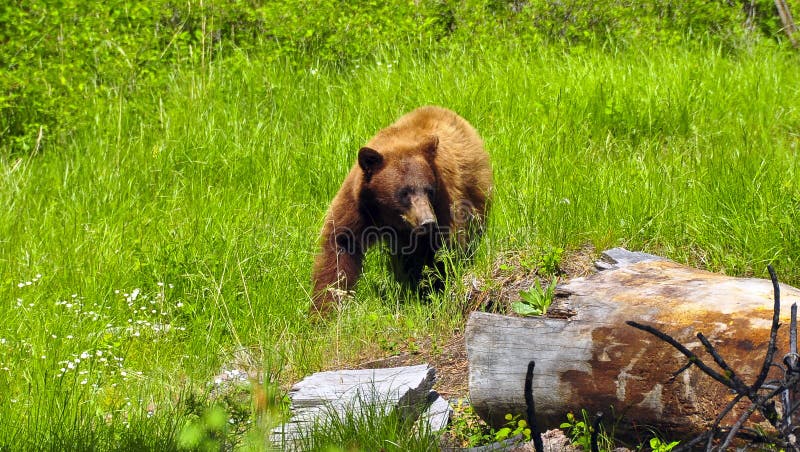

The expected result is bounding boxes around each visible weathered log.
[272,364,438,445]
[466,249,800,437]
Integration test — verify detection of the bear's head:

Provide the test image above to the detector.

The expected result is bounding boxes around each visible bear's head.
[357,135,440,236]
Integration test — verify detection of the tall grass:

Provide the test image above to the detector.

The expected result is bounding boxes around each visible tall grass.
[1,42,799,448]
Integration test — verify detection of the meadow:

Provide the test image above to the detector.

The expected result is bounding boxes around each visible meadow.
[2,18,800,450]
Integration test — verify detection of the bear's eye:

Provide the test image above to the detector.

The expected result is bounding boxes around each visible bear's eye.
[398,187,411,203]
[424,186,435,199]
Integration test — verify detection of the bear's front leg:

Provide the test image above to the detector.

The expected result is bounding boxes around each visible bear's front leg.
[311,228,364,316]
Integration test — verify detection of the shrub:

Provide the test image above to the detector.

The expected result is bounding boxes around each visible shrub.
[1,0,795,155]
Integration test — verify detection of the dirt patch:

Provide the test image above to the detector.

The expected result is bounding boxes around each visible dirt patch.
[465,243,598,316]
[356,334,468,400]
[354,244,601,400]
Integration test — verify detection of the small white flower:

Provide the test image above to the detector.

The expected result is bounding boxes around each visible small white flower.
[131,289,140,300]
[35,274,42,279]
[80,380,87,385]
[0,338,5,344]
[17,283,24,288]
[157,282,164,287]
[80,352,90,359]
[120,371,127,377]
[25,281,32,286]
[96,350,103,357]
[176,302,184,308]
[168,284,174,289]
[66,335,73,339]
[67,362,75,369]
[71,294,78,298]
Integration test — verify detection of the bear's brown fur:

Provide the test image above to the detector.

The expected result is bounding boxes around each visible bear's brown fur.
[311,106,492,315]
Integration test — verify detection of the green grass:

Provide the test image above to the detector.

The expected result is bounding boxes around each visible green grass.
[1,42,800,449]
[286,391,440,451]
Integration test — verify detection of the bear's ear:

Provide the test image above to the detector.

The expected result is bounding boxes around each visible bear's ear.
[358,147,384,179]
[422,135,438,161]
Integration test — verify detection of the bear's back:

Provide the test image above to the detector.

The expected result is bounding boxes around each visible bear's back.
[370,106,489,175]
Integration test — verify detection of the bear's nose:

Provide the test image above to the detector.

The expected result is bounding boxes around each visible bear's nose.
[415,217,437,235]
[419,217,436,229]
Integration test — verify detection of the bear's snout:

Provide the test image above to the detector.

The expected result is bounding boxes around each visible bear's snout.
[405,195,437,233]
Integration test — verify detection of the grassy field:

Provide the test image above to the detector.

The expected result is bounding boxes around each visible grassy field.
[1,41,800,449]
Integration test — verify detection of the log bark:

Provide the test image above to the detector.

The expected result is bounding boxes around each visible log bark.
[466,249,800,438]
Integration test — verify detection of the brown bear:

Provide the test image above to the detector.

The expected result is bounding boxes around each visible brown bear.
[311,106,492,315]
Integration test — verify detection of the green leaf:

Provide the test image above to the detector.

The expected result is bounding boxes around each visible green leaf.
[494,427,511,441]
[511,301,542,316]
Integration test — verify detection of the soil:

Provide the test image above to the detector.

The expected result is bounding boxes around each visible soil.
[354,244,600,400]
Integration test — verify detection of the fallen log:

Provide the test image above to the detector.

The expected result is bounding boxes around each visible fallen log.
[271,364,442,446]
[466,249,800,438]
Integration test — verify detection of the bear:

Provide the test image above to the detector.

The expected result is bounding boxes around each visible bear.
[311,106,492,315]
